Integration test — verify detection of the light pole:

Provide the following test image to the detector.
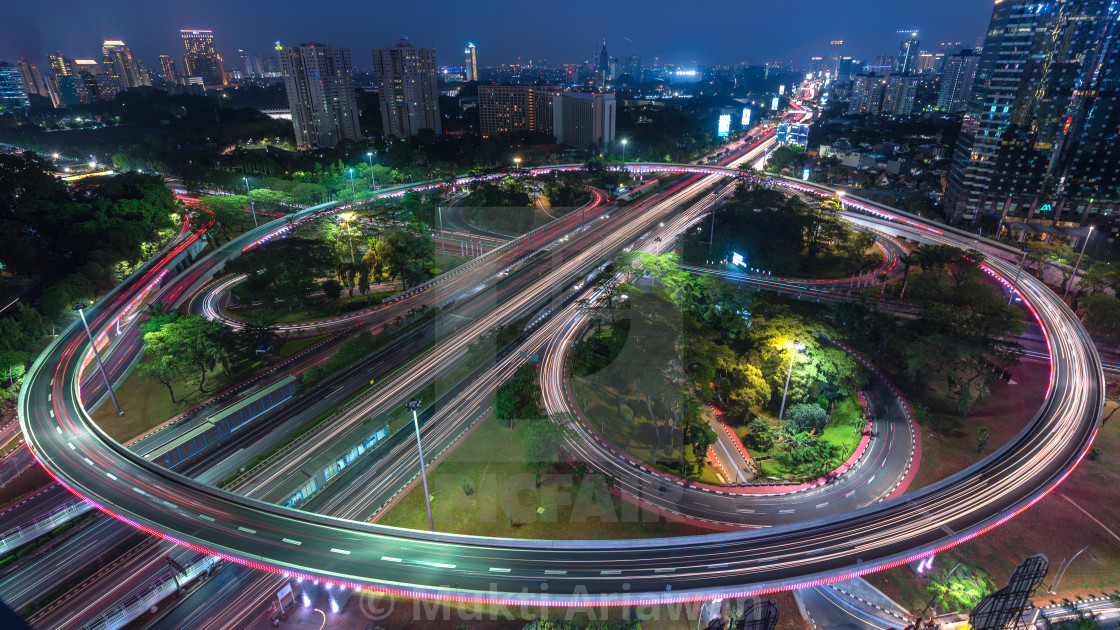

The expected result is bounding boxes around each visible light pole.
[339,213,356,264]
[778,342,804,426]
[79,308,124,417]
[347,168,356,198]
[437,206,446,269]
[407,399,435,532]
[243,177,258,228]
[1063,226,1094,301]
[621,138,628,164]
[1010,248,1027,305]
[1049,546,1092,594]
[366,152,376,189]
[514,157,521,173]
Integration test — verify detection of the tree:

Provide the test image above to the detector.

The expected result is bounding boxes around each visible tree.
[141,302,180,335]
[926,569,993,613]
[143,315,233,392]
[495,364,542,428]
[744,418,775,451]
[39,285,73,318]
[240,313,279,356]
[522,413,574,487]
[135,353,190,403]
[321,279,342,302]
[1080,294,1120,340]
[0,350,28,385]
[783,403,829,435]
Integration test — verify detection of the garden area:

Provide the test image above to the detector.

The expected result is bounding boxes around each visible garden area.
[568,253,868,484]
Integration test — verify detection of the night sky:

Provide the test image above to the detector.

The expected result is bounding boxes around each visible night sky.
[2,0,994,70]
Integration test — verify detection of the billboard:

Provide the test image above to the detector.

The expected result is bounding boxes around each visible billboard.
[771,97,780,110]
[717,114,731,137]
[779,84,786,95]
[742,107,751,126]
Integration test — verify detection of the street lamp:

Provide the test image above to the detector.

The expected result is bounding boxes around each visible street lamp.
[366,152,376,189]
[621,138,628,164]
[339,213,356,264]
[514,157,521,172]
[1064,226,1094,301]
[79,309,124,417]
[243,177,258,228]
[347,168,356,198]
[778,342,805,425]
[406,399,435,532]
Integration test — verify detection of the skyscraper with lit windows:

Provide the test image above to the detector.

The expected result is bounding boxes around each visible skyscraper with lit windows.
[180,29,226,87]
[464,43,478,82]
[0,63,31,112]
[102,40,147,88]
[279,43,361,149]
[372,38,442,138]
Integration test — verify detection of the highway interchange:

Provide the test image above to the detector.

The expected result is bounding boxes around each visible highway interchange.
[11,98,1106,614]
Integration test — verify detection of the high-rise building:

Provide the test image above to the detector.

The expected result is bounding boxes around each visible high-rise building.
[936,49,980,113]
[102,40,147,88]
[478,84,562,138]
[552,91,616,148]
[881,74,919,115]
[828,40,844,78]
[945,0,1120,227]
[0,63,31,112]
[848,75,887,114]
[625,54,641,80]
[464,43,478,82]
[836,57,855,84]
[372,38,442,138]
[156,55,181,85]
[279,43,361,149]
[16,60,49,98]
[894,30,921,75]
[47,53,89,107]
[180,29,227,87]
[596,42,609,87]
[93,74,126,101]
[238,50,264,79]
[917,52,936,74]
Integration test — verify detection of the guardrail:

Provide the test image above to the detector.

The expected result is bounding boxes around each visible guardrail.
[77,552,220,630]
[0,499,92,555]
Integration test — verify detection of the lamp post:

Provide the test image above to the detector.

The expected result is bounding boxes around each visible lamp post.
[437,206,446,269]
[621,138,628,164]
[1049,546,1091,594]
[347,168,356,198]
[407,399,435,532]
[339,213,356,264]
[366,152,376,189]
[778,342,804,425]
[514,157,522,173]
[1063,226,1094,301]
[79,308,124,417]
[243,177,258,228]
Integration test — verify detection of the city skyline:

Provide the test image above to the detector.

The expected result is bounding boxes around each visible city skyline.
[1,0,992,70]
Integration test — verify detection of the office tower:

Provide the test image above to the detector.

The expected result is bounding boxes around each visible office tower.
[625,54,641,79]
[0,63,31,112]
[828,40,844,78]
[48,53,89,107]
[836,57,855,84]
[478,85,562,138]
[597,41,608,86]
[136,60,152,86]
[873,55,894,76]
[180,29,227,87]
[552,91,616,148]
[894,30,921,75]
[157,55,181,85]
[239,50,263,78]
[73,59,103,75]
[263,55,281,78]
[16,60,49,98]
[945,0,1120,225]
[936,49,980,112]
[917,52,936,74]
[372,38,442,138]
[464,43,478,82]
[102,40,147,88]
[881,74,919,115]
[93,74,126,101]
[279,43,361,149]
[848,75,886,114]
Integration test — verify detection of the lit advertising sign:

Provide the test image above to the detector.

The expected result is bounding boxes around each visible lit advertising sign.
[802,168,811,180]
[718,114,731,137]
[779,85,786,95]
[742,108,751,126]
[732,253,746,267]
[772,97,780,110]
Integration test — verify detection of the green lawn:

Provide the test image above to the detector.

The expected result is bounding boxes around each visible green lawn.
[378,416,713,539]
[740,392,864,482]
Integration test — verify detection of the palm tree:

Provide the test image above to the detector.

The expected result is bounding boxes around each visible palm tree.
[241,314,278,356]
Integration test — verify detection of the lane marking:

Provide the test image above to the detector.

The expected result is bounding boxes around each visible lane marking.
[489,568,511,573]
[106,473,117,481]
[50,410,54,418]
[655,568,675,573]
[600,570,621,575]
[736,508,755,513]
[132,487,146,495]
[780,509,795,514]
[330,548,351,555]
[83,457,94,465]
[431,562,456,569]
[708,563,728,569]
[67,442,75,450]
[544,570,566,575]
[282,538,302,546]
[816,502,829,509]
[380,556,402,563]
[845,490,856,498]
[198,514,215,522]
[238,526,257,534]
